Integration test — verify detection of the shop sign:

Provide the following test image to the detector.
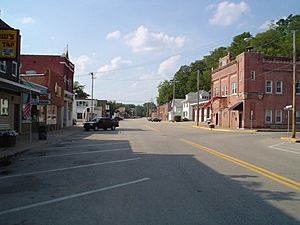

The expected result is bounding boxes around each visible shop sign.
[0,29,19,60]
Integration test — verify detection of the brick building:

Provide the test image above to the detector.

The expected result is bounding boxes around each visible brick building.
[20,54,75,129]
[211,52,300,129]
[156,102,170,121]
[0,18,42,134]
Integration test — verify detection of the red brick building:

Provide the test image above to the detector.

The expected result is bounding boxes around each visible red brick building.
[20,54,75,129]
[211,52,300,129]
[156,103,170,121]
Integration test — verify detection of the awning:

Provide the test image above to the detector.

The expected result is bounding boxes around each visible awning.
[229,101,243,111]
[0,77,40,93]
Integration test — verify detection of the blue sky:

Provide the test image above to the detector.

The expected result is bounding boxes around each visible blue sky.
[1,0,299,104]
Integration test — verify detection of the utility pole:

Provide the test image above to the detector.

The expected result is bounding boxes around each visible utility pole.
[197,70,200,126]
[292,30,297,138]
[90,72,95,118]
[173,78,175,121]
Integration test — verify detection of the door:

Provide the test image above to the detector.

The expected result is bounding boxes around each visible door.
[239,112,243,128]
[14,104,20,132]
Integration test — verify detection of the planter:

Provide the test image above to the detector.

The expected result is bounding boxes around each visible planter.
[0,136,17,147]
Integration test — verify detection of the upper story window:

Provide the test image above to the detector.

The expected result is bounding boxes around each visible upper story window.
[276,81,282,94]
[12,61,18,76]
[265,80,272,94]
[296,82,300,94]
[231,82,237,95]
[0,61,6,73]
[251,70,256,80]
[214,87,219,97]
[222,85,227,96]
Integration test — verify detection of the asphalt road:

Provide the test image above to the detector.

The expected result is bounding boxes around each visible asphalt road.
[0,119,299,225]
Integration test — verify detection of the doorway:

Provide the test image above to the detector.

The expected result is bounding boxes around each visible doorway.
[239,112,243,128]
[14,104,20,132]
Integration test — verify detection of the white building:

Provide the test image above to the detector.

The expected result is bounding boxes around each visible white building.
[73,99,104,122]
[182,91,209,120]
[168,99,184,121]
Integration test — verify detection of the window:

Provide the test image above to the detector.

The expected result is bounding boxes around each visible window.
[296,111,300,123]
[231,82,237,94]
[265,110,272,123]
[214,87,219,97]
[222,85,227,96]
[77,113,82,119]
[0,61,6,73]
[296,82,300,94]
[0,98,9,116]
[265,80,272,94]
[12,61,18,76]
[276,81,282,94]
[251,70,256,80]
[275,110,282,123]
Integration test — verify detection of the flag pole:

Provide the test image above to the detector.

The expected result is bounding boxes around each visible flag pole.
[29,90,32,144]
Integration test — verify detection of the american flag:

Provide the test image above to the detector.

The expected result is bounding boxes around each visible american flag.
[23,93,32,120]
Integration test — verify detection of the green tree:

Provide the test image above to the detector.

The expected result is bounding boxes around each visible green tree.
[73,81,90,99]
[156,80,173,105]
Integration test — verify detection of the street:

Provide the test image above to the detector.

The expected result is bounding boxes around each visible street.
[0,119,299,225]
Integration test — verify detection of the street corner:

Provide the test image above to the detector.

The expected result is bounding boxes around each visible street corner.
[280,136,300,143]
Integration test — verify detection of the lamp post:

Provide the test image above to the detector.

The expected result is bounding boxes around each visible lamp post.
[292,30,297,138]
[285,105,292,137]
[197,70,200,126]
[172,78,175,121]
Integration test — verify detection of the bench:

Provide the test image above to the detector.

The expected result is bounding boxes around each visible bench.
[0,124,10,131]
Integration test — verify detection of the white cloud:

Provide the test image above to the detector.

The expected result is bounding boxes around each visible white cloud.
[98,57,132,74]
[19,17,35,24]
[158,55,181,76]
[209,1,250,26]
[124,25,186,53]
[106,30,121,40]
[71,55,92,74]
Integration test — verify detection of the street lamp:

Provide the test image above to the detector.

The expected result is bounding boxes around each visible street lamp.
[285,105,292,137]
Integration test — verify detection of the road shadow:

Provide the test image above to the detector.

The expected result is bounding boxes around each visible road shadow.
[0,134,299,225]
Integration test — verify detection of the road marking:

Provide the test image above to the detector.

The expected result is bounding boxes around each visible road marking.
[144,125,159,132]
[181,138,300,192]
[0,158,141,180]
[269,143,300,155]
[21,148,131,160]
[0,177,150,216]
[42,142,129,150]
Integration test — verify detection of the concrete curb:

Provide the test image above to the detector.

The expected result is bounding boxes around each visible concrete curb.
[192,125,258,133]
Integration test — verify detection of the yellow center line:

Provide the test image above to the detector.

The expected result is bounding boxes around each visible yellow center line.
[144,125,159,132]
[181,138,300,192]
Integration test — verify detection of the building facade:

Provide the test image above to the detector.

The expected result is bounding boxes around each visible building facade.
[73,99,108,122]
[0,19,42,134]
[20,54,75,129]
[211,52,300,129]
[182,91,209,120]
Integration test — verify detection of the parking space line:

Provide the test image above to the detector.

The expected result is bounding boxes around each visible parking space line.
[0,177,150,216]
[269,144,300,155]
[0,157,141,180]
[20,148,131,160]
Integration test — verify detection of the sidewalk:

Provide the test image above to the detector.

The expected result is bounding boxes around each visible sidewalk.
[0,125,83,161]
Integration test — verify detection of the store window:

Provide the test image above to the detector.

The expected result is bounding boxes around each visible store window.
[0,98,9,116]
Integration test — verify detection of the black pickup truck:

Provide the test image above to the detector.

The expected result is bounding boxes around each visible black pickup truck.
[83,117,119,131]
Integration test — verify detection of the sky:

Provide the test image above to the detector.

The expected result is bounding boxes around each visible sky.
[1,0,300,105]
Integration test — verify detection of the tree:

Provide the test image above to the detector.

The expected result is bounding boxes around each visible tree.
[156,80,173,105]
[73,81,90,99]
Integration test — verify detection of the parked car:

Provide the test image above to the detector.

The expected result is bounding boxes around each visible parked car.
[83,117,119,131]
[151,117,162,122]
